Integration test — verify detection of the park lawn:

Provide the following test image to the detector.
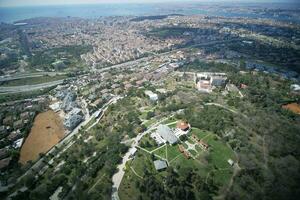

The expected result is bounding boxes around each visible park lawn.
[153,145,167,160]
[208,139,236,169]
[131,151,156,176]
[143,118,157,128]
[190,128,210,139]
[162,117,177,125]
[166,144,181,162]
[171,154,208,177]
[168,123,177,128]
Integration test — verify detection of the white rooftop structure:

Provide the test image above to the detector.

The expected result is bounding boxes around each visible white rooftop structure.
[13,138,24,149]
[49,102,61,112]
[291,84,300,91]
[150,131,165,145]
[156,125,178,145]
[144,90,158,101]
[154,160,168,171]
[228,159,234,166]
[129,147,137,156]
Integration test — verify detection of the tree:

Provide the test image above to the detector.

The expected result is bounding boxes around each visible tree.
[146,111,155,120]
[23,173,35,188]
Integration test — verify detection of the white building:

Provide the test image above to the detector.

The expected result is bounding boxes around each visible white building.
[145,90,158,101]
[49,102,61,112]
[291,84,300,92]
[13,138,24,149]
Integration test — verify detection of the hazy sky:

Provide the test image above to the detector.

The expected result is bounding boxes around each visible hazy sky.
[0,0,297,7]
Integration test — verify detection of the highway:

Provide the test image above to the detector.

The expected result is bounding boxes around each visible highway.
[0,72,67,82]
[0,80,65,94]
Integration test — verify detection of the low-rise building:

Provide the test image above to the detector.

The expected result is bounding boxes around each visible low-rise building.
[64,114,83,130]
[49,102,61,112]
[13,120,23,129]
[0,148,8,159]
[156,125,178,145]
[154,159,168,171]
[176,120,190,132]
[144,90,158,101]
[226,83,239,93]
[228,159,234,166]
[13,138,24,149]
[0,157,11,170]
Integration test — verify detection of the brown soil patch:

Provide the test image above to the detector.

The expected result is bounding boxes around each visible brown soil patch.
[19,110,65,164]
[282,103,300,115]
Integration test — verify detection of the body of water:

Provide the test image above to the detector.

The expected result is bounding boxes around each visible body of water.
[0,3,299,23]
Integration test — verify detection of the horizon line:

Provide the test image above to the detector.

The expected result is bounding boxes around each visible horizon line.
[1,1,298,8]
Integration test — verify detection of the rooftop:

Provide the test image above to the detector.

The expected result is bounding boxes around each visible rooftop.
[154,160,168,171]
[157,124,178,144]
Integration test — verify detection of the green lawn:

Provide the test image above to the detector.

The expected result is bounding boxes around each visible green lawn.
[162,117,177,125]
[190,128,210,139]
[168,123,177,128]
[119,151,156,200]
[120,128,236,199]
[166,145,181,162]
[131,151,156,176]
[152,145,167,160]
[208,139,236,169]
[143,118,157,128]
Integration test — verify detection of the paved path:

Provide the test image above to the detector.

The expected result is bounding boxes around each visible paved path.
[205,103,248,118]
[130,167,143,179]
[111,116,170,199]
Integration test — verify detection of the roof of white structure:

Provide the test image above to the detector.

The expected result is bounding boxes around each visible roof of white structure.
[157,124,178,144]
[154,160,168,170]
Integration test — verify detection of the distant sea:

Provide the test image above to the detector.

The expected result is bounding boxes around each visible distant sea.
[0,3,299,23]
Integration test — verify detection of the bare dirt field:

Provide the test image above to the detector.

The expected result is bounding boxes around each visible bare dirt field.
[282,103,300,115]
[19,110,65,164]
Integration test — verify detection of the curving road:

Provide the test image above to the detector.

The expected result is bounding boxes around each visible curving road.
[111,115,173,200]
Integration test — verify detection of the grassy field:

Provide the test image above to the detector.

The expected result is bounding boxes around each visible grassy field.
[0,75,68,86]
[119,127,237,199]
[166,144,180,161]
[152,145,167,160]
[119,151,155,200]
[190,128,211,139]
[143,118,157,128]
